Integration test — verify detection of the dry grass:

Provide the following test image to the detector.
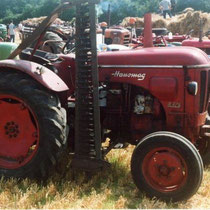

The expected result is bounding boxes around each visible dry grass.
[0,145,209,209]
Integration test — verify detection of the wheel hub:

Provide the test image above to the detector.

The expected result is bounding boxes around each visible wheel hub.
[0,95,39,169]
[4,121,19,138]
[159,165,170,176]
[142,147,188,192]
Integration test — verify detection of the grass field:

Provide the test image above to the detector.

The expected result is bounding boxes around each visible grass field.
[0,145,209,209]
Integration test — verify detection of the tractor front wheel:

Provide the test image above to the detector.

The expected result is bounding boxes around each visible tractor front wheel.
[131,131,203,202]
[0,70,66,179]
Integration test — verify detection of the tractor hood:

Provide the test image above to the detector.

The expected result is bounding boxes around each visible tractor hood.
[182,39,210,48]
[98,46,210,67]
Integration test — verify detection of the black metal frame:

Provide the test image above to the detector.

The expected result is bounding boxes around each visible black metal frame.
[71,0,108,171]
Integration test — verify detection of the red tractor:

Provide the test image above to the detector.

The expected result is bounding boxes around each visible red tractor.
[0,0,209,202]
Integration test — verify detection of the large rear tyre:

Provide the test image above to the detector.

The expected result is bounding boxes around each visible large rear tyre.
[0,70,66,179]
[131,131,203,202]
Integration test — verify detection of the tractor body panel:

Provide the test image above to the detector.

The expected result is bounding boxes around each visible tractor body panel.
[0,42,18,60]
[104,28,131,46]
[182,39,210,55]
[0,59,69,92]
[96,46,210,142]
[0,24,7,41]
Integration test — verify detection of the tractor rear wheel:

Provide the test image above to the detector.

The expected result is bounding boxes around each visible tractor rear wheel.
[0,70,66,179]
[131,131,203,202]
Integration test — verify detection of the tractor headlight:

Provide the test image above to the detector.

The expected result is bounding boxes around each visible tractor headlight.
[187,81,198,96]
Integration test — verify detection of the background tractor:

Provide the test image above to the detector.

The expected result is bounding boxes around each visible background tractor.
[0,24,8,42]
[0,0,209,202]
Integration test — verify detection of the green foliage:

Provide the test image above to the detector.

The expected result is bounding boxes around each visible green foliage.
[0,0,209,25]
[176,0,210,13]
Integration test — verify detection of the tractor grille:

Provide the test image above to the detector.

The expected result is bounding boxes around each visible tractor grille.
[123,34,130,46]
[199,71,210,113]
[206,71,210,110]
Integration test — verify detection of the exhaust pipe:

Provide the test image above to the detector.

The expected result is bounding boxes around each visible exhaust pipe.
[143,13,153,48]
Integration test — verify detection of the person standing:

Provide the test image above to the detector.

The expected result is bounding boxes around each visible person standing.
[159,0,172,19]
[170,0,177,16]
[8,21,15,42]
[18,22,23,40]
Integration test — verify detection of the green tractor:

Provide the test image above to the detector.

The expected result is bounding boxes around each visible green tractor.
[0,24,8,41]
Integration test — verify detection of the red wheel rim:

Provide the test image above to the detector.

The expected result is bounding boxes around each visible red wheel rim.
[0,94,39,169]
[142,147,188,192]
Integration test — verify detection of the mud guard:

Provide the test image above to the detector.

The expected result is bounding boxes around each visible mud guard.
[0,59,69,92]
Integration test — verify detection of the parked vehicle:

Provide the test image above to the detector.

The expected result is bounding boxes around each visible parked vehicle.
[0,24,8,41]
[0,1,209,202]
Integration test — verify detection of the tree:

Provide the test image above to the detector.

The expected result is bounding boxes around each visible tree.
[0,0,209,25]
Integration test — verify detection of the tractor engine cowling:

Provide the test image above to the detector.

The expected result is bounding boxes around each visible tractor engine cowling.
[100,83,164,143]
[131,93,164,140]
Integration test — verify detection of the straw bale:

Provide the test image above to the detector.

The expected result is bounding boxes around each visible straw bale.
[121,17,144,28]
[181,7,194,14]
[152,19,167,28]
[122,8,210,37]
[135,18,144,28]
[167,21,181,34]
[22,17,64,26]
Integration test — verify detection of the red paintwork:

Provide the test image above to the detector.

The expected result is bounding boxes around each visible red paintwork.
[0,11,209,176]
[55,53,76,94]
[182,39,210,48]
[0,59,69,92]
[133,34,189,47]
[142,147,188,192]
[0,95,39,169]
[182,39,210,55]
[143,14,153,48]
[54,44,210,143]
[98,47,209,66]
[164,35,189,43]
[96,47,209,141]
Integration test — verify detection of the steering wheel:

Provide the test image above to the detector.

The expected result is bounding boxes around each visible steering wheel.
[62,35,76,54]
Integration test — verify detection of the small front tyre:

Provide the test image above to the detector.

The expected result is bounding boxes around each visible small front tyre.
[131,131,203,202]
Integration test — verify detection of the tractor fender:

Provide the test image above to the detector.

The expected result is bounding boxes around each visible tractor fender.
[0,59,69,92]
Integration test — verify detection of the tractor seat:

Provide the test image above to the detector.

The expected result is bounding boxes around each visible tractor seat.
[20,48,60,64]
[20,48,60,73]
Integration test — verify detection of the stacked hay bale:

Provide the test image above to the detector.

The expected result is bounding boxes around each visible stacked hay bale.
[22,17,64,26]
[121,17,144,28]
[168,10,210,36]
[121,8,210,37]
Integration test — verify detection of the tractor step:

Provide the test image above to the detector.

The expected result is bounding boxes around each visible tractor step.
[71,157,110,172]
